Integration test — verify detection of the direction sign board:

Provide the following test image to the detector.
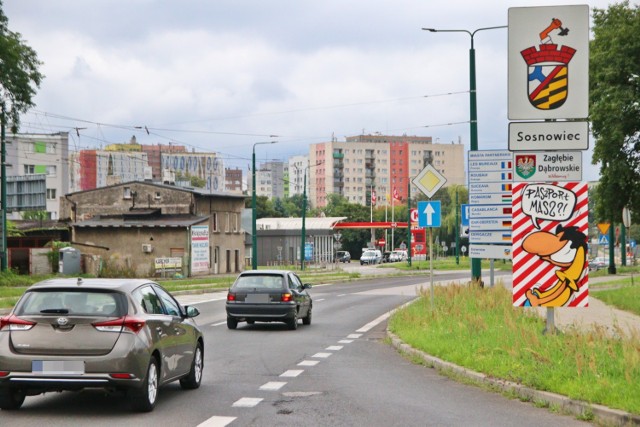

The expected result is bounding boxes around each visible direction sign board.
[508,5,590,120]
[470,230,512,244]
[417,200,441,228]
[413,164,447,198]
[513,151,582,182]
[470,218,512,231]
[469,244,512,260]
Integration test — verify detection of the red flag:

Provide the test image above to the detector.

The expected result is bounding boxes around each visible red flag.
[393,187,400,201]
[371,190,377,206]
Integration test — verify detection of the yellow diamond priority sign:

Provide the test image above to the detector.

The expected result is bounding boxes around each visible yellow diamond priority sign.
[412,164,447,198]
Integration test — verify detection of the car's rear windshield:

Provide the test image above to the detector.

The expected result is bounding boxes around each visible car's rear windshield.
[15,290,125,317]
[233,274,285,290]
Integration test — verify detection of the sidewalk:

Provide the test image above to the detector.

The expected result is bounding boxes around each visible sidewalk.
[498,273,640,338]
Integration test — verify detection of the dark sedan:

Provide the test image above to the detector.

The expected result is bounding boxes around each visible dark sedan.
[226,270,312,330]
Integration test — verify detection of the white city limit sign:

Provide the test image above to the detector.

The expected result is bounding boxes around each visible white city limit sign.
[513,151,582,182]
[509,121,589,151]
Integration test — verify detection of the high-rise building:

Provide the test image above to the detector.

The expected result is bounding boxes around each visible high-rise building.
[308,134,464,208]
[288,155,308,197]
[225,167,243,194]
[5,132,70,220]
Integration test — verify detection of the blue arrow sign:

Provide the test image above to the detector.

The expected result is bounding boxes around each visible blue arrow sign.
[461,204,470,226]
[418,201,441,228]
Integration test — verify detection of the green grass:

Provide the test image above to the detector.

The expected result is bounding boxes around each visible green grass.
[593,284,640,316]
[389,283,640,415]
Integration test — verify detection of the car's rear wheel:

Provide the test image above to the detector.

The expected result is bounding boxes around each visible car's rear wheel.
[130,356,159,412]
[287,312,298,330]
[180,343,203,390]
[302,305,312,325]
[0,387,26,410]
[227,316,238,329]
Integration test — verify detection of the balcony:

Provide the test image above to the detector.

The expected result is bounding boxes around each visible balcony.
[333,152,345,159]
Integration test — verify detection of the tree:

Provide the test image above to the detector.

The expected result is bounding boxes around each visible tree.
[590,1,640,225]
[0,0,44,132]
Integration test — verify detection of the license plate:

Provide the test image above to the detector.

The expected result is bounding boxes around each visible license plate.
[32,360,85,375]
[245,294,269,303]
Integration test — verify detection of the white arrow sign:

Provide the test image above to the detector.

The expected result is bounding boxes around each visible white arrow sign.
[424,203,435,225]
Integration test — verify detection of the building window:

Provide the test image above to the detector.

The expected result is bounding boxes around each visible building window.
[212,213,218,232]
[46,165,57,177]
[225,212,230,232]
[46,188,56,200]
[24,165,35,174]
[123,187,132,199]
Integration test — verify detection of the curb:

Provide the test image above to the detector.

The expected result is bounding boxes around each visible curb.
[386,329,640,426]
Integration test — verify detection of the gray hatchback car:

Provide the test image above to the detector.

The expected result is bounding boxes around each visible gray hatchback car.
[0,278,204,412]
[226,270,312,330]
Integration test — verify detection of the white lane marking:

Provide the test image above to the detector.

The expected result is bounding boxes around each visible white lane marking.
[326,345,343,351]
[179,296,227,304]
[338,339,354,344]
[356,312,391,333]
[347,334,362,339]
[260,381,287,391]
[337,294,347,297]
[197,416,236,427]
[312,352,332,358]
[280,369,304,377]
[212,321,226,327]
[315,298,326,302]
[298,360,319,367]
[232,397,263,407]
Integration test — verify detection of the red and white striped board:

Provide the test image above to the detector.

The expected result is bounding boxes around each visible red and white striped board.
[512,182,589,307]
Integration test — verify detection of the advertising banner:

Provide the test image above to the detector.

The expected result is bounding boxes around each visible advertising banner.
[512,182,589,307]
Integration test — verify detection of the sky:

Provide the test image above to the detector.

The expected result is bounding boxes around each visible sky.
[4,0,617,181]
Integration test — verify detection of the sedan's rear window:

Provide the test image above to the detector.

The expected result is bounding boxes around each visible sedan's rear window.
[233,274,284,290]
[16,290,124,317]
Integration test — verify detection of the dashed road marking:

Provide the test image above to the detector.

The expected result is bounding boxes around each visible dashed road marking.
[338,339,354,344]
[260,381,287,391]
[197,416,236,427]
[298,360,319,366]
[232,397,263,407]
[312,352,332,358]
[326,345,343,351]
[347,333,362,339]
[280,369,304,377]
[212,321,226,327]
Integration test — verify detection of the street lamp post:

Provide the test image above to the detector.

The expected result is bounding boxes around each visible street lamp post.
[252,141,277,270]
[422,25,507,284]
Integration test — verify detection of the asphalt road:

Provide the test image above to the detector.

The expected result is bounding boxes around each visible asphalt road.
[3,271,592,426]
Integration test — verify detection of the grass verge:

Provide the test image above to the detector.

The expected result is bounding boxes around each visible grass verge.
[388,283,640,415]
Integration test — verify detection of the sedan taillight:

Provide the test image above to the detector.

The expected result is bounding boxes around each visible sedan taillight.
[93,316,145,334]
[281,293,292,302]
[227,293,236,301]
[0,315,36,331]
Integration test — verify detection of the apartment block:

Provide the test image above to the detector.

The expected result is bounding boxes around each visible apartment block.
[308,134,464,208]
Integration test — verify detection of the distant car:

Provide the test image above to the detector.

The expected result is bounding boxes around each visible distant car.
[382,251,392,263]
[226,270,312,330]
[589,257,608,271]
[0,278,204,412]
[335,251,351,263]
[360,249,382,265]
[390,250,407,262]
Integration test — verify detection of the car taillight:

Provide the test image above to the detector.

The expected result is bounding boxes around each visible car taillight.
[281,293,292,302]
[110,373,135,379]
[227,293,236,301]
[93,316,145,334]
[0,315,36,331]
[0,371,9,377]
